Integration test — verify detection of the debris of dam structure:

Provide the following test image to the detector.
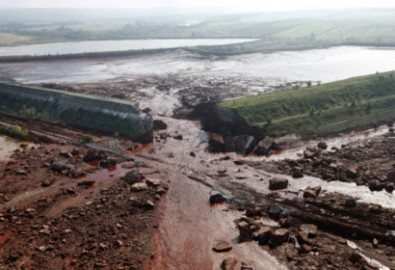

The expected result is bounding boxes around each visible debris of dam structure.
[0,81,153,142]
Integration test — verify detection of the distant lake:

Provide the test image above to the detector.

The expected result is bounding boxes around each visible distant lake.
[0,39,256,57]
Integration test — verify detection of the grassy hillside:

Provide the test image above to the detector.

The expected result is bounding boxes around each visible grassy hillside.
[219,71,395,136]
[2,9,395,51]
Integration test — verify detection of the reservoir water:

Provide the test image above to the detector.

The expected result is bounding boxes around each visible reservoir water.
[1,46,395,85]
[0,39,256,57]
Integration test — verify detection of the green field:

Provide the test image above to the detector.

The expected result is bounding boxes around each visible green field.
[219,71,395,136]
[2,8,395,51]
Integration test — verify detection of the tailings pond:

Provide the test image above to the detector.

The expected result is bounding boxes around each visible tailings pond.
[2,46,395,85]
[0,39,256,57]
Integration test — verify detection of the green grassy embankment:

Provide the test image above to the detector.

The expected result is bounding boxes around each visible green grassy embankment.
[219,71,395,136]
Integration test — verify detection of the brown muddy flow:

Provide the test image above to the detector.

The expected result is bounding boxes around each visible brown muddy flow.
[141,117,288,270]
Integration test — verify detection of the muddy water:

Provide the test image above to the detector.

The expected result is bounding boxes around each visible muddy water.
[143,117,287,270]
[3,46,395,84]
[0,136,21,161]
[260,124,390,161]
[143,116,395,269]
[146,168,287,270]
[228,125,395,208]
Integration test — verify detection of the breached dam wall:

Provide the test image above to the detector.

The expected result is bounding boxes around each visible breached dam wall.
[0,81,152,142]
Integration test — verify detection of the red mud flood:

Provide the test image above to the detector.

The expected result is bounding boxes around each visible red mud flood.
[271,150,283,155]
[88,160,99,167]
[144,173,214,270]
[44,165,131,217]
[107,165,117,172]
[210,201,226,208]
[143,166,286,270]
[65,257,77,270]
[129,143,153,154]
[0,231,12,245]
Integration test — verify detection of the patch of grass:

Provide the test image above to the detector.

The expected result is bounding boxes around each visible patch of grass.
[0,32,32,46]
[0,123,29,139]
[219,71,395,136]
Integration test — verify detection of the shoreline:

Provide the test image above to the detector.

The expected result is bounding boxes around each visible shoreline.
[1,42,395,63]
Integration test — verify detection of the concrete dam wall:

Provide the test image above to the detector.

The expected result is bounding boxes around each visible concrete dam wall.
[0,82,153,142]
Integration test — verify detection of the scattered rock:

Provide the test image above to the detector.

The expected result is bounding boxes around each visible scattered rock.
[253,226,272,245]
[99,159,116,169]
[131,183,149,192]
[152,119,168,131]
[270,228,290,247]
[299,224,318,238]
[237,220,252,242]
[368,179,384,192]
[346,165,358,179]
[317,141,328,150]
[173,135,183,140]
[83,150,106,163]
[292,167,304,178]
[344,198,357,208]
[209,194,227,205]
[372,238,379,248]
[77,180,95,187]
[212,241,232,252]
[221,257,238,270]
[240,263,254,270]
[41,178,55,187]
[269,177,288,190]
[303,150,316,159]
[303,186,322,199]
[121,162,136,169]
[146,178,161,187]
[123,171,143,185]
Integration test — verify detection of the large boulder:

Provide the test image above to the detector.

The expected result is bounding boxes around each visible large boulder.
[269,177,289,190]
[254,137,274,156]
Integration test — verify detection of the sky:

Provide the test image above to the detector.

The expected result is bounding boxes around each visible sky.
[1,0,395,12]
